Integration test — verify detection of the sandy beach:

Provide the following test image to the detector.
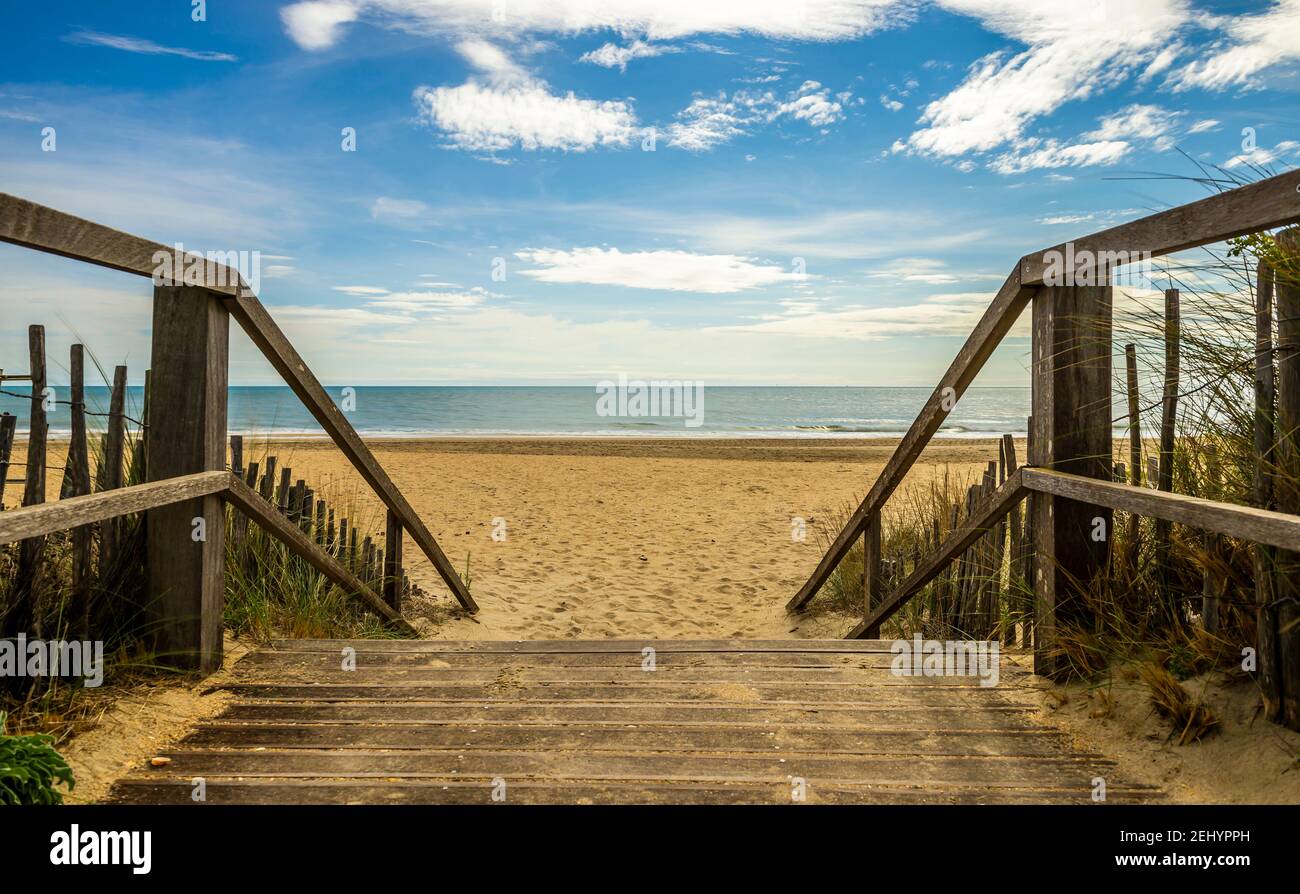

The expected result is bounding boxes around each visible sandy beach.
[227,436,1015,640]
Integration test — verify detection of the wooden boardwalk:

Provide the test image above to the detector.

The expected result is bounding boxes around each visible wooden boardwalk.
[108,639,1160,804]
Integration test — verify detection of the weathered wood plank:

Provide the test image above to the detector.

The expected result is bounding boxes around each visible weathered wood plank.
[0,472,229,545]
[1030,284,1113,675]
[1020,169,1300,284]
[68,345,92,638]
[14,324,48,634]
[262,638,900,653]
[1021,468,1300,552]
[1156,288,1181,620]
[97,364,127,582]
[146,285,228,673]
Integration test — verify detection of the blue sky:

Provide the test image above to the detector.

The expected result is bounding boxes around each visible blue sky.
[1,0,1297,386]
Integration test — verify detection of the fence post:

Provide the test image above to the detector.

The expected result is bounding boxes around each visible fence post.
[861,512,881,636]
[1156,289,1181,625]
[384,508,404,611]
[1030,284,1113,677]
[1274,229,1300,729]
[13,325,47,638]
[145,284,229,673]
[69,344,92,639]
[1254,259,1281,722]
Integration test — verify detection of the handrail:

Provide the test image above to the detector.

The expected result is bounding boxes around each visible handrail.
[0,470,415,633]
[0,193,476,612]
[792,168,1300,613]
[843,466,1300,639]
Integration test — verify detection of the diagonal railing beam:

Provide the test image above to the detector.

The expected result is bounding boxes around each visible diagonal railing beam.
[796,169,1300,613]
[0,192,476,612]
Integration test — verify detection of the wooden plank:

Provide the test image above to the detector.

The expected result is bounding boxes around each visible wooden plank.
[97,364,127,582]
[789,268,1031,611]
[146,285,228,673]
[264,638,899,653]
[177,723,1069,755]
[14,324,47,636]
[0,471,229,545]
[384,508,403,611]
[223,475,415,633]
[0,412,15,509]
[68,345,92,638]
[1156,288,1181,621]
[1020,169,1300,285]
[1021,468,1300,552]
[861,512,882,635]
[117,748,1117,785]
[108,778,1158,806]
[1030,284,1113,675]
[218,701,1039,726]
[847,471,1026,638]
[1124,343,1143,572]
[1255,258,1282,722]
[1275,228,1300,730]
[0,192,474,612]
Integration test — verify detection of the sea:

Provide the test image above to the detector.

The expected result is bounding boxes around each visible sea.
[0,385,1033,439]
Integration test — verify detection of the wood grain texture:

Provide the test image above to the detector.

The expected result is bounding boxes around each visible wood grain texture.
[106,638,1159,805]
[1021,468,1300,551]
[0,471,229,545]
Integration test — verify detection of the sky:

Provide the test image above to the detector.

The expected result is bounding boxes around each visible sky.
[0,0,1297,386]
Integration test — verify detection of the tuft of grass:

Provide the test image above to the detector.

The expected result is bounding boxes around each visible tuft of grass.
[1139,663,1219,745]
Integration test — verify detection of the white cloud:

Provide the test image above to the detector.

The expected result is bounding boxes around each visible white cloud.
[1188,118,1221,134]
[1084,104,1181,144]
[1037,214,1095,226]
[413,40,639,151]
[580,40,681,71]
[515,247,807,293]
[1224,140,1300,169]
[715,289,1015,340]
[280,1,360,50]
[371,196,433,220]
[333,285,393,295]
[900,2,1190,158]
[279,0,915,49]
[667,81,847,151]
[880,95,904,111]
[66,30,238,62]
[365,288,495,311]
[1168,0,1300,91]
[989,138,1131,175]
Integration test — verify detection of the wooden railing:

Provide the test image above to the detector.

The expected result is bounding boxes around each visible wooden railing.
[0,194,473,670]
[787,169,1300,688]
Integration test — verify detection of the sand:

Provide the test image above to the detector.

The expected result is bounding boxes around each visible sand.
[236,437,1010,640]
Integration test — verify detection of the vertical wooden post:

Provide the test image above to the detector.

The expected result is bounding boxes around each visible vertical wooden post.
[98,364,127,582]
[1254,258,1282,721]
[1201,444,1221,634]
[1273,229,1300,729]
[146,285,229,673]
[1020,417,1035,648]
[229,435,248,559]
[1030,285,1113,676]
[69,345,92,639]
[1156,289,1181,625]
[384,508,404,611]
[860,512,881,637]
[1123,343,1143,572]
[14,325,48,637]
[0,413,15,510]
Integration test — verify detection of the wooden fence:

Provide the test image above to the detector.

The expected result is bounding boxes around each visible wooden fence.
[0,195,474,671]
[789,170,1300,731]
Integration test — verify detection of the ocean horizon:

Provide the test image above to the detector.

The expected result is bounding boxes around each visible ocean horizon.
[0,385,1036,439]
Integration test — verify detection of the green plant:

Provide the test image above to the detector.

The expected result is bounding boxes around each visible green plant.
[0,710,76,805]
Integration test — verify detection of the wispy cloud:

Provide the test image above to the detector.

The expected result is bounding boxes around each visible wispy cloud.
[515,247,808,293]
[65,30,238,62]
